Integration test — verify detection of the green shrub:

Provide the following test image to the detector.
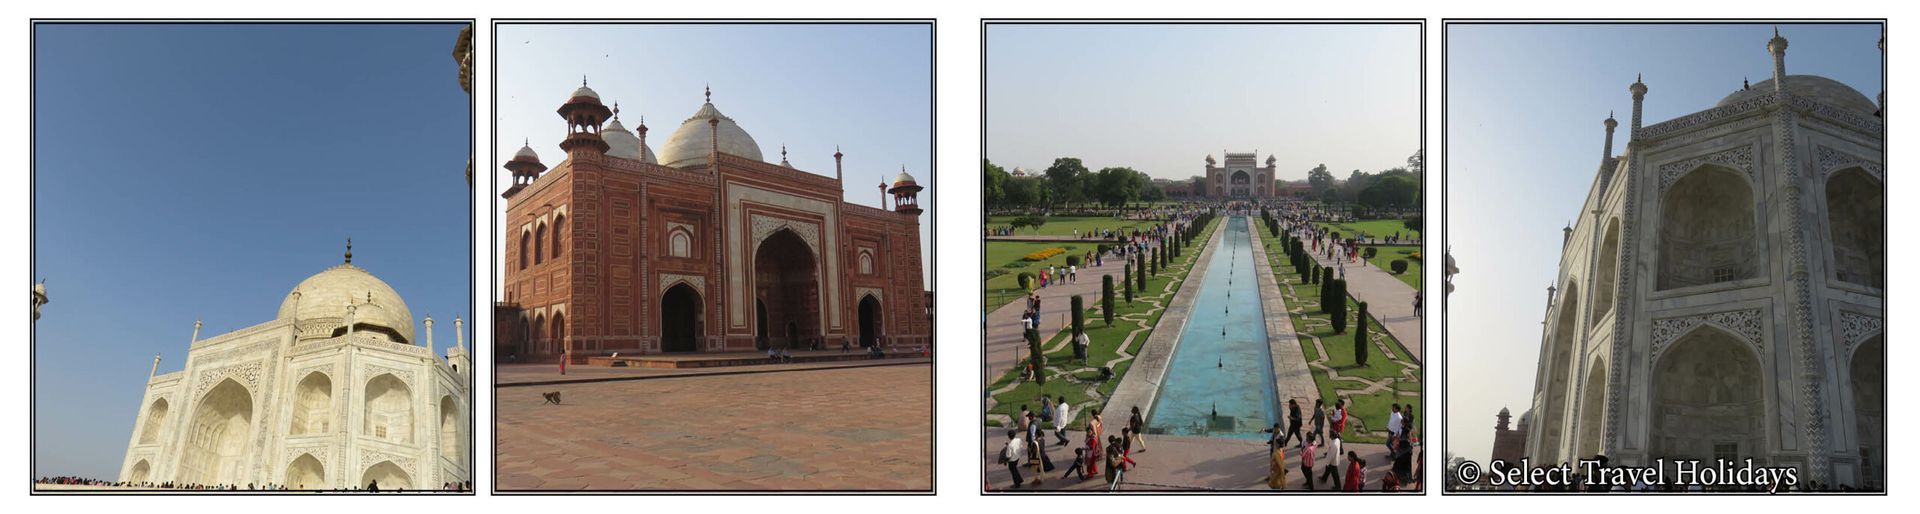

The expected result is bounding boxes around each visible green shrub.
[1102,276,1116,326]
[1066,254,1082,267]
[984,269,1008,280]
[1364,247,1378,259]
[1391,259,1409,274]
[1018,272,1035,290]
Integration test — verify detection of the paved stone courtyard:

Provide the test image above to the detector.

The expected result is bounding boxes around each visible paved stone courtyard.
[496,364,932,491]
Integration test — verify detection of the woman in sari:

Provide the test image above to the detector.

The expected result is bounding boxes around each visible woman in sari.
[1086,408,1105,477]
[1267,444,1288,490]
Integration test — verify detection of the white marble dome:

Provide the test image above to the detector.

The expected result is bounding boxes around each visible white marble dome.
[657,101,763,168]
[1716,75,1879,114]
[569,84,600,100]
[277,263,416,344]
[602,118,656,163]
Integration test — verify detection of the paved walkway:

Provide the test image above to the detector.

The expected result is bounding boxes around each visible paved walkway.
[981,428,1416,492]
[1301,237,1424,363]
[496,357,931,387]
[497,364,932,491]
[1245,219,1321,407]
[982,245,1138,384]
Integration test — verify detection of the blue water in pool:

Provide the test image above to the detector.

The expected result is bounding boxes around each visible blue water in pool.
[1145,216,1278,440]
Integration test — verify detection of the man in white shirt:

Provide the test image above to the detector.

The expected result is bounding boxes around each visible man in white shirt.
[1387,404,1403,440]
[1054,401,1072,446]
[1002,430,1027,489]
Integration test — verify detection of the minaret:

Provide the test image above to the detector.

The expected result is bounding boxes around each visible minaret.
[148,353,161,382]
[636,115,650,163]
[455,315,466,351]
[1768,28,1790,95]
[502,138,548,199]
[706,85,720,173]
[1497,407,1513,431]
[425,314,435,356]
[190,319,202,344]
[878,177,888,210]
[557,76,612,156]
[890,166,925,216]
[834,146,844,183]
[1601,111,1618,165]
[345,303,357,340]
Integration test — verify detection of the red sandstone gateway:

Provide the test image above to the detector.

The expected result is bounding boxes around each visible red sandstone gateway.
[497,81,930,365]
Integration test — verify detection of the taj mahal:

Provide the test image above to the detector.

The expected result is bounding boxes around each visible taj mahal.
[1523,31,1883,489]
[117,243,473,490]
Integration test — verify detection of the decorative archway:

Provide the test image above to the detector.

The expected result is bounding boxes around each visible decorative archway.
[1537,282,1579,464]
[519,230,530,270]
[1576,356,1608,459]
[1659,165,1758,290]
[1650,325,1764,464]
[532,313,546,354]
[139,398,168,445]
[362,461,411,490]
[552,214,567,259]
[1591,219,1621,327]
[177,378,254,486]
[1850,334,1885,490]
[551,312,567,355]
[1230,170,1251,198]
[1826,168,1884,288]
[290,372,332,435]
[534,221,547,265]
[285,453,326,490]
[858,294,883,348]
[439,395,461,464]
[754,229,820,351]
[128,459,151,484]
[662,283,702,353]
[363,374,414,444]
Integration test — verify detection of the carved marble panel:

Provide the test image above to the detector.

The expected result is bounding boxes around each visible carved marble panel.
[658,273,707,297]
[1658,145,1756,191]
[1839,311,1883,355]
[1650,308,1764,360]
[1816,145,1884,181]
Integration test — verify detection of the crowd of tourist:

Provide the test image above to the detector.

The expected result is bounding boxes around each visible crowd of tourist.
[33,476,473,493]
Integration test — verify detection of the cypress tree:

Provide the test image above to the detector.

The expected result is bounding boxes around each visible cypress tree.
[1137,252,1148,292]
[1123,263,1134,303]
[1102,275,1116,326]
[1355,301,1371,366]
[1071,295,1086,337]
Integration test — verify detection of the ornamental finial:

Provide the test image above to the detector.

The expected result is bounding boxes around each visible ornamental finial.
[705,83,711,103]
[345,237,353,264]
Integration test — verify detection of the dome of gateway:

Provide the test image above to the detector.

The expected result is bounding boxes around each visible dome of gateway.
[1715,75,1878,115]
[656,100,764,169]
[602,118,657,163]
[277,262,416,345]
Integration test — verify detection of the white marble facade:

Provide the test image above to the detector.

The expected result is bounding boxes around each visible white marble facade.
[118,258,473,490]
[1524,32,1884,489]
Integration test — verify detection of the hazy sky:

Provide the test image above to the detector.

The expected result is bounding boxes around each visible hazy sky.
[1445,22,1883,465]
[492,23,934,287]
[986,23,1421,182]
[33,23,473,479]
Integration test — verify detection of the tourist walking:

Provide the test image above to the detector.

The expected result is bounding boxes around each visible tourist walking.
[1343,451,1365,491]
[1087,409,1105,477]
[1300,434,1319,490]
[1310,399,1327,449]
[1413,291,1423,317]
[1002,430,1027,489]
[1282,399,1304,447]
[1387,404,1403,441]
[1128,406,1148,452]
[1027,412,1053,484]
[1267,443,1288,490]
[1054,400,1073,446]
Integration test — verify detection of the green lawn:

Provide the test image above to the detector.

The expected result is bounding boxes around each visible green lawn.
[983,241,1116,309]
[1314,219,1421,242]
[1258,224,1422,444]
[987,215,1160,238]
[1366,245,1423,290]
[984,216,1220,428]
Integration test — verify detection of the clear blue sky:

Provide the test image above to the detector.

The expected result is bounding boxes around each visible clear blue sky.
[492,23,934,287]
[1445,22,1883,465]
[987,23,1421,181]
[32,23,473,479]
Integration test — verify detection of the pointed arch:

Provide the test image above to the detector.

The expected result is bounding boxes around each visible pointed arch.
[128,459,152,484]
[285,453,326,490]
[1590,218,1621,328]
[1650,324,1765,464]
[361,461,412,490]
[1825,168,1884,288]
[363,374,413,444]
[439,395,461,464]
[551,213,567,259]
[138,398,169,445]
[290,371,332,435]
[534,221,547,265]
[519,229,530,270]
[177,378,254,486]
[1659,164,1758,290]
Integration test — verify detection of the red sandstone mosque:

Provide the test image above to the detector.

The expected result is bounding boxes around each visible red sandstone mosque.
[495,81,930,362]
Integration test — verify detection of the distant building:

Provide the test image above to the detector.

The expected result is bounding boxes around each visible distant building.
[1491,407,1529,464]
[1203,152,1277,199]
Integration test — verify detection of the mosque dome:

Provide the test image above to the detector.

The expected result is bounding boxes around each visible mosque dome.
[893,169,919,188]
[512,143,541,162]
[602,118,657,163]
[656,100,764,168]
[277,262,416,345]
[569,84,601,101]
[1716,75,1878,114]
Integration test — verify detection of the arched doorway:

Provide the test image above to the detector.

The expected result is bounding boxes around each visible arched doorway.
[290,372,331,435]
[532,313,546,354]
[1651,326,1764,465]
[1851,334,1884,490]
[661,283,702,353]
[362,461,411,490]
[285,453,326,490]
[363,374,414,444]
[129,459,151,484]
[139,398,168,445]
[1230,170,1251,198]
[754,229,820,351]
[177,378,254,486]
[1591,219,1621,327]
[439,395,461,464]
[1537,283,1578,464]
[551,313,566,355]
[1659,166,1757,290]
[1576,357,1608,459]
[1826,169,1884,288]
[755,299,769,351]
[858,294,882,348]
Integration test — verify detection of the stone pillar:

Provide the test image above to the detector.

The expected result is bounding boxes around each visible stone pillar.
[1605,75,1647,464]
[1768,28,1831,484]
[425,315,435,357]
